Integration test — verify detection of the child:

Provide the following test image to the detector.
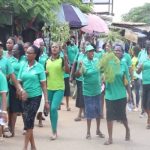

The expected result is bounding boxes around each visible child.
[0,71,8,141]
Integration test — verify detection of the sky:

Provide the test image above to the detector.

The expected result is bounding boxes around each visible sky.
[93,0,150,21]
[113,0,150,21]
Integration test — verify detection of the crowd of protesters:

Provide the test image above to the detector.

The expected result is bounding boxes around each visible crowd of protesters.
[0,34,150,149]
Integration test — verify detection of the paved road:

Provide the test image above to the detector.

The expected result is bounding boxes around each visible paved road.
[1,98,150,150]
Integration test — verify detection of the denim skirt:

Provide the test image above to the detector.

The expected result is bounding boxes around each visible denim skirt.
[84,94,101,119]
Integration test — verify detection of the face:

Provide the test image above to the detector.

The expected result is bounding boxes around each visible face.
[105,42,112,52]
[26,47,36,62]
[24,43,30,53]
[12,44,20,58]
[114,46,123,59]
[87,50,94,60]
[51,43,60,55]
[6,38,15,51]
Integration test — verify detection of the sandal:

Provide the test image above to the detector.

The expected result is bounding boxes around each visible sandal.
[104,139,113,145]
[125,129,130,141]
[67,108,71,111]
[74,117,81,121]
[86,134,91,139]
[96,130,105,138]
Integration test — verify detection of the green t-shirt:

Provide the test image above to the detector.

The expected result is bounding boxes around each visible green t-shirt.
[142,58,150,85]
[82,55,101,96]
[18,61,46,98]
[122,52,132,68]
[19,55,27,66]
[0,71,8,103]
[105,60,130,101]
[9,56,21,85]
[38,53,48,68]
[46,57,64,90]
[75,52,85,82]
[0,56,14,75]
[67,45,79,65]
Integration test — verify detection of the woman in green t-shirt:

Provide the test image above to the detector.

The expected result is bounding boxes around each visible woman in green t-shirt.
[102,44,131,145]
[137,43,150,129]
[18,45,49,150]
[46,42,69,140]
[0,71,8,140]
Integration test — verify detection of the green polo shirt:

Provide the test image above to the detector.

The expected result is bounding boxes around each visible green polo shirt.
[38,53,48,68]
[18,61,46,98]
[0,71,8,103]
[105,60,130,101]
[142,59,150,85]
[46,57,64,90]
[0,56,14,75]
[82,55,101,96]
[67,45,79,65]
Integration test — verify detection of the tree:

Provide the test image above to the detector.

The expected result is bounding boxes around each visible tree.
[122,3,150,23]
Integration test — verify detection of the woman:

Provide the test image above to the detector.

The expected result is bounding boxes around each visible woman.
[101,44,131,145]
[137,43,150,129]
[76,45,104,139]
[0,71,8,140]
[36,41,48,127]
[7,44,25,137]
[46,42,69,140]
[18,45,49,150]
[131,45,141,111]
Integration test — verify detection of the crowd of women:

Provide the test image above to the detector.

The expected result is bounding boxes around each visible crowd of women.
[0,35,150,150]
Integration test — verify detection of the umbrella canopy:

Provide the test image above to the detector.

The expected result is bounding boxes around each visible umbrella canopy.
[56,4,88,28]
[81,14,109,34]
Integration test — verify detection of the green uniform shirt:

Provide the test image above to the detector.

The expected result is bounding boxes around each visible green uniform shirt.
[105,60,130,101]
[0,71,8,103]
[20,55,27,66]
[46,57,64,90]
[38,53,48,68]
[82,55,101,96]
[18,61,46,98]
[122,52,132,68]
[67,45,79,65]
[142,58,150,85]
[0,56,14,75]
[75,52,85,81]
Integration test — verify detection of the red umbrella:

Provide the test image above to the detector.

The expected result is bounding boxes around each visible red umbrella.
[81,14,109,34]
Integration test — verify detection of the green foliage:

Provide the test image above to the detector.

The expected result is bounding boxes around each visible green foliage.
[99,31,124,44]
[99,52,120,83]
[122,3,150,23]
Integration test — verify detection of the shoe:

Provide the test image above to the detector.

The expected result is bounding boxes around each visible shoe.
[3,131,14,138]
[74,117,81,121]
[133,107,139,112]
[96,130,105,138]
[104,139,113,145]
[139,113,146,118]
[50,133,57,140]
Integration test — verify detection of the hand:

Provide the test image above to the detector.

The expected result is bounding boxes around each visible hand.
[0,112,8,123]
[21,90,28,101]
[79,61,83,68]
[45,101,49,110]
